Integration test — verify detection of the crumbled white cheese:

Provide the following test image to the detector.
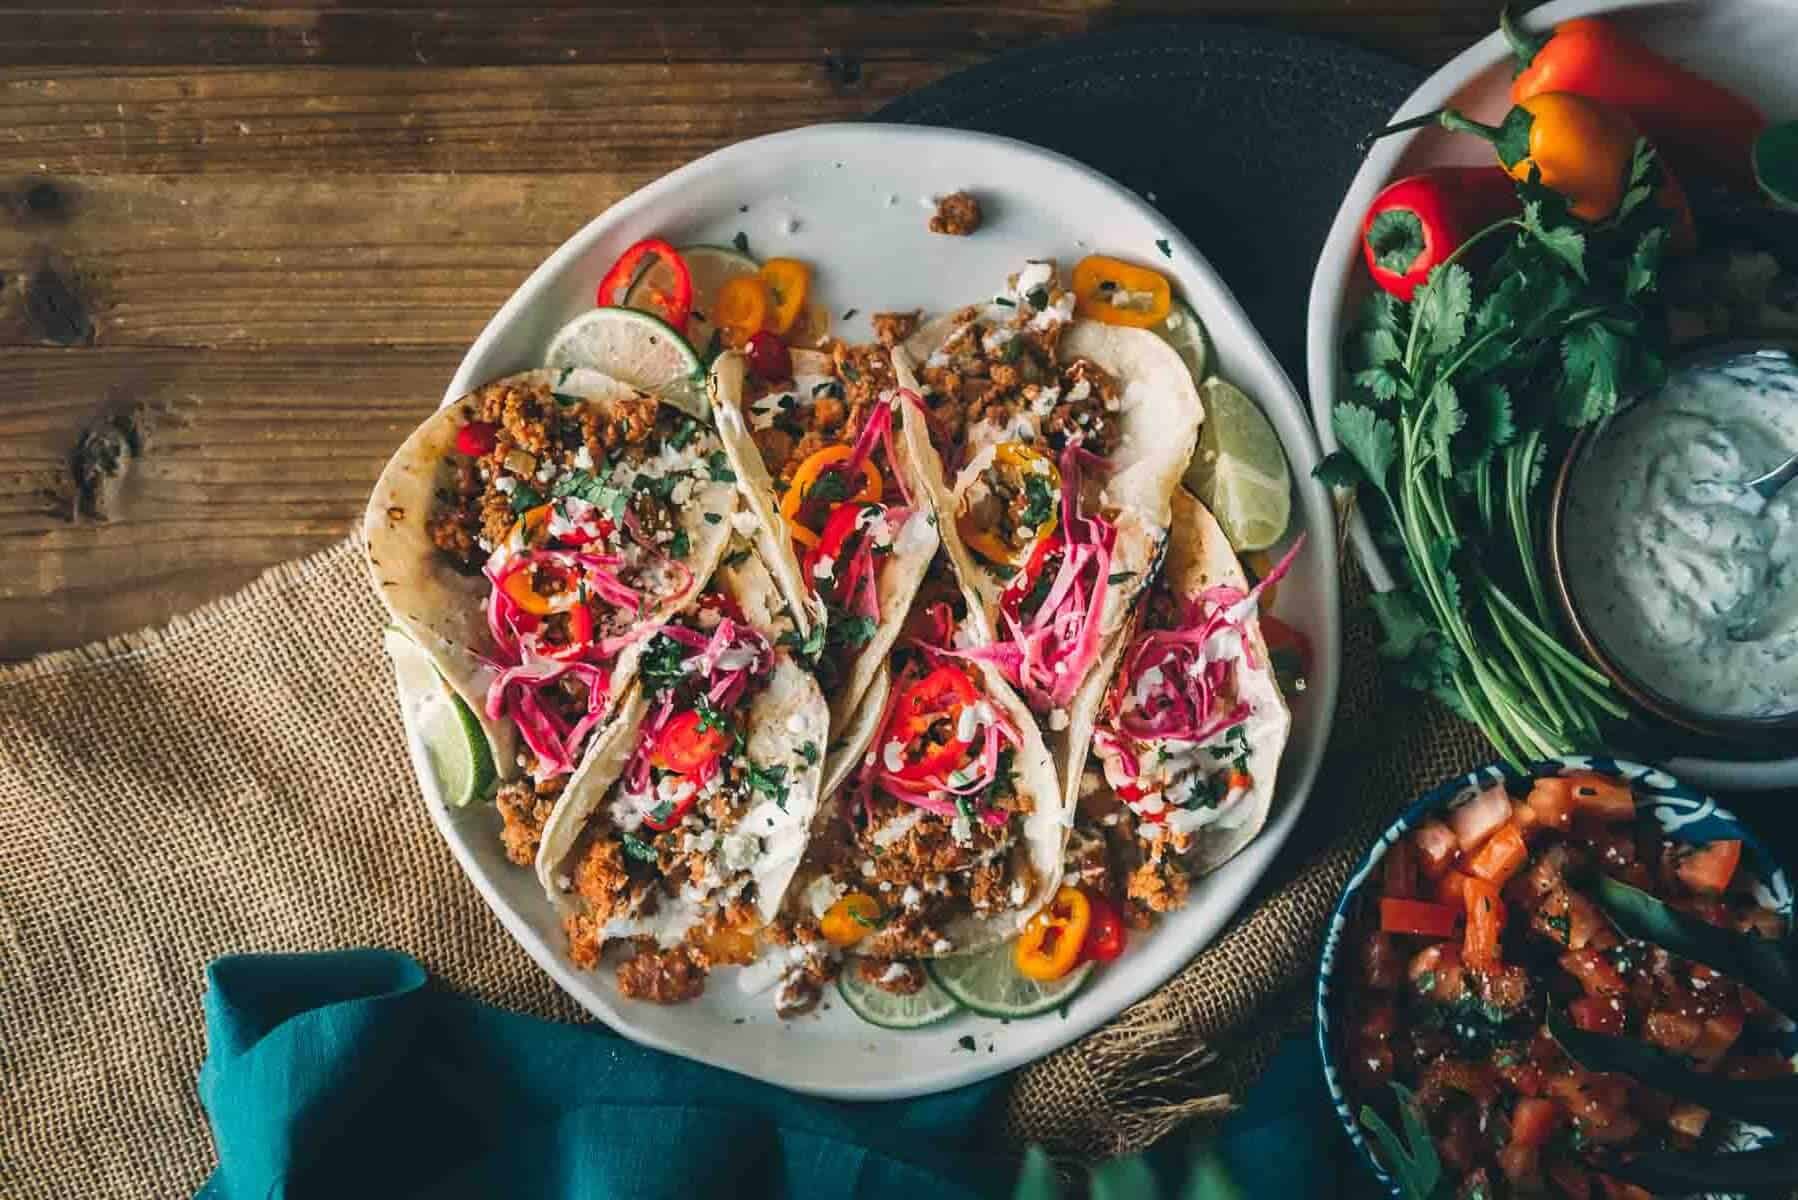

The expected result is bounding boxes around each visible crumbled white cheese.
[1013,259,1055,301]
[1029,384,1062,417]
[881,739,906,773]
[931,938,953,955]
[1009,878,1028,907]
[719,830,762,873]
[981,326,1017,355]
[950,813,973,845]
[731,510,761,536]
[859,859,877,878]
[493,476,517,495]
[901,885,922,909]
[1101,811,1122,827]
[879,880,893,892]
[785,712,808,735]
[871,808,923,847]
[1029,291,1076,332]
[879,962,911,984]
[670,478,692,506]
[804,874,846,918]
[812,556,834,581]
[926,350,951,369]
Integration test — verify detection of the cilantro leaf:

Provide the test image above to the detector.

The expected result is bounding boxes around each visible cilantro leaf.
[747,762,788,809]
[827,614,877,651]
[508,483,544,513]
[1427,379,1463,478]
[798,741,819,767]
[722,547,753,569]
[1521,197,1587,280]
[1312,450,1363,489]
[1626,227,1666,299]
[732,231,751,256]
[621,833,660,864]
[1414,263,1473,358]
[707,451,736,483]
[1558,320,1626,426]
[669,528,691,558]
[806,470,852,506]
[1332,404,1399,502]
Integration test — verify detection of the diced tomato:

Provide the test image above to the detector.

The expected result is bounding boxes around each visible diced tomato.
[455,420,498,456]
[1360,932,1404,992]
[1644,1008,1702,1053]
[1511,1097,1563,1148]
[1565,773,1635,822]
[1676,839,1742,894]
[1464,877,1506,969]
[1408,943,1469,1003]
[1381,897,1462,939]
[1412,819,1459,878]
[1559,948,1627,997]
[1383,838,1419,899]
[1436,870,1472,907]
[1525,777,1576,831]
[1692,1007,1746,1063]
[1569,995,1626,1035]
[1467,822,1529,887]
[649,710,732,775]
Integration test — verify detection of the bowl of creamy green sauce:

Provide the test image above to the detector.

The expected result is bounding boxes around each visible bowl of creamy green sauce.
[1553,343,1798,735]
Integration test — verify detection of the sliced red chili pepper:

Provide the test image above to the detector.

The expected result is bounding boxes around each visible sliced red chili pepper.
[1000,532,1065,625]
[1079,889,1126,963]
[649,709,733,777]
[596,237,693,333]
[455,421,498,457]
[886,664,978,783]
[543,602,595,661]
[801,502,875,593]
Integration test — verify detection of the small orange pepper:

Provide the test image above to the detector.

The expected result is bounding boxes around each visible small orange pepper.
[501,562,561,616]
[714,275,771,346]
[959,442,1060,567]
[821,893,881,947]
[1014,886,1092,981]
[1071,255,1172,328]
[759,258,811,335]
[781,445,881,549]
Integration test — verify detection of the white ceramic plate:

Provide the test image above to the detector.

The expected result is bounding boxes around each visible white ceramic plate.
[405,123,1339,1099]
[1304,0,1798,791]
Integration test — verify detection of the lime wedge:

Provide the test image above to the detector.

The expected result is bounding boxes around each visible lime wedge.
[1754,120,1798,212]
[1156,298,1209,383]
[626,243,761,362]
[1185,377,1292,553]
[926,943,1094,1019]
[545,306,708,419]
[382,626,496,808]
[836,961,961,1029]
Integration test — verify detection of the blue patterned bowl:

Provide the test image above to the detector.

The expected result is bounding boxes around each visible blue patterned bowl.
[1316,755,1795,1199]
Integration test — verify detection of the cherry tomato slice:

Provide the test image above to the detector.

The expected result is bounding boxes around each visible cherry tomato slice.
[649,710,733,776]
[456,421,498,456]
[744,330,793,381]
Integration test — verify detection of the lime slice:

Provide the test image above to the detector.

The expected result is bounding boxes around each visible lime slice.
[1754,120,1798,212]
[835,961,961,1029]
[625,243,761,360]
[382,626,496,808]
[1157,298,1209,383]
[1184,377,1292,553]
[926,943,1094,1019]
[545,306,708,418]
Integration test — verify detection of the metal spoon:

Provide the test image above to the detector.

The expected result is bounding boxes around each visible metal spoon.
[1747,448,1798,501]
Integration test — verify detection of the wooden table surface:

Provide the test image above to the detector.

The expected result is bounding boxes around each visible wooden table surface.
[0,1,1493,659]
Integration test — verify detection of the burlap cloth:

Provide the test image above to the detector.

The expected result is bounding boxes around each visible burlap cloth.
[0,520,1491,1197]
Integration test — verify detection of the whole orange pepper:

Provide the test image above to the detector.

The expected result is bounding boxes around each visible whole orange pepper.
[1014,886,1091,981]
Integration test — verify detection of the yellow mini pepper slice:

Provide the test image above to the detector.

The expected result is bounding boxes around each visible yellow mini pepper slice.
[715,275,772,346]
[781,444,882,549]
[1071,255,1172,328]
[759,258,812,335]
[1014,886,1091,981]
[959,442,1060,567]
[821,892,881,947]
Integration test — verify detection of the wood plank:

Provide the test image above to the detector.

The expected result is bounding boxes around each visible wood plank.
[0,171,650,350]
[0,3,1496,68]
[0,61,960,178]
[0,346,444,656]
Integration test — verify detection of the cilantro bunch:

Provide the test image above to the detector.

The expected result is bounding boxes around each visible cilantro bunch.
[1318,146,1676,764]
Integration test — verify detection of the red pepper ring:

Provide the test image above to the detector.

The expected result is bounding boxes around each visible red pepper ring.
[801,501,879,592]
[999,532,1066,625]
[885,664,978,784]
[596,237,693,333]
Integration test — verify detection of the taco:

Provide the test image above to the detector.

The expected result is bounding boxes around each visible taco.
[1067,488,1294,923]
[891,261,1202,799]
[532,546,828,1004]
[363,367,738,789]
[709,346,939,730]
[763,553,1067,1014]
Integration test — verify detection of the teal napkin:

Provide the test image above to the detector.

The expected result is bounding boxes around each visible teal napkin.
[195,950,1014,1200]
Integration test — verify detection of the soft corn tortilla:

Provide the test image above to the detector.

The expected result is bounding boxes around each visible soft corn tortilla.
[363,367,737,780]
[891,319,1202,819]
[535,547,830,943]
[1097,488,1290,874]
[709,349,940,731]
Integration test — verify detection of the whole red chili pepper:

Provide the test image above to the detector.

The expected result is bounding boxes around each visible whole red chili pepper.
[1502,5,1765,191]
[1360,167,1519,301]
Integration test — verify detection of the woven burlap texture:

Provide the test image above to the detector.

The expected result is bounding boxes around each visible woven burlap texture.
[0,534,1487,1197]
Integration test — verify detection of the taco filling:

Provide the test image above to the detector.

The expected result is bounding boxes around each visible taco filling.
[544,590,820,1002]
[424,374,730,781]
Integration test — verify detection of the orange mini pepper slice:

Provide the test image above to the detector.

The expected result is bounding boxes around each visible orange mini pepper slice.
[1071,255,1172,328]
[959,441,1060,567]
[1014,886,1092,981]
[781,444,881,549]
[759,258,812,335]
[821,892,881,947]
[714,275,772,347]
[501,562,560,616]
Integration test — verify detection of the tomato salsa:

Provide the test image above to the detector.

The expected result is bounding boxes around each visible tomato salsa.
[1338,772,1791,1198]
